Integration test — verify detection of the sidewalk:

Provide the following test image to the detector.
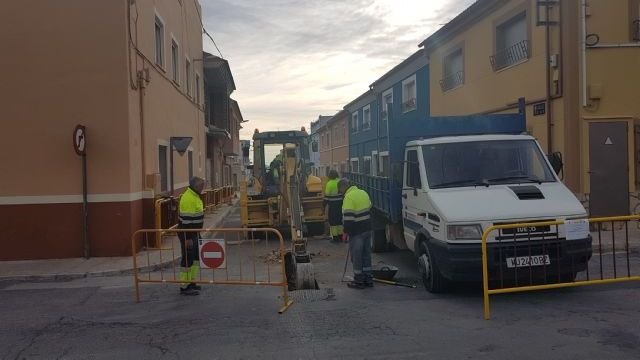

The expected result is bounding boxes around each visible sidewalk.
[0,201,238,282]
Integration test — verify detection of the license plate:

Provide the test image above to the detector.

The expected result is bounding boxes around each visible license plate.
[506,255,550,268]
[502,225,551,235]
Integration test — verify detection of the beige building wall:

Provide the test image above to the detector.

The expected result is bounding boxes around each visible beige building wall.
[425,0,640,215]
[0,0,206,260]
[1,0,131,197]
[328,112,349,174]
[127,0,206,195]
[318,124,331,175]
[578,0,640,213]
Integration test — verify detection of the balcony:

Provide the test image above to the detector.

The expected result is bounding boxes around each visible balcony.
[439,71,464,92]
[490,40,529,71]
[402,98,416,112]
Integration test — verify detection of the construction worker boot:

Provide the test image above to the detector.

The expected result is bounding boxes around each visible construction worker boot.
[179,287,200,296]
[188,283,202,291]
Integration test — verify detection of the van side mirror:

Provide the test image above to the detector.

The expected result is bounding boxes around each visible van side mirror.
[548,152,563,175]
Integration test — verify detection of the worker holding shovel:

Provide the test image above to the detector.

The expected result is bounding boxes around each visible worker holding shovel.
[338,178,373,289]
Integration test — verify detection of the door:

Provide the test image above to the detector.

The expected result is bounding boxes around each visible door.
[403,148,428,251]
[589,121,629,216]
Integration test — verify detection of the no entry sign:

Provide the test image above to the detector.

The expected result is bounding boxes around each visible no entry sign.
[199,239,226,269]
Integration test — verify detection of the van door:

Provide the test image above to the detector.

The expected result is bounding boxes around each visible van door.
[403,147,428,252]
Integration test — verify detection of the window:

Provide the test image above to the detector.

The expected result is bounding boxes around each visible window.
[379,151,389,177]
[188,150,193,180]
[154,16,165,67]
[382,88,393,121]
[440,48,464,91]
[372,151,378,176]
[341,162,347,174]
[363,156,371,175]
[171,39,179,83]
[422,140,556,189]
[158,145,168,192]
[406,149,421,188]
[185,58,192,96]
[402,75,416,113]
[195,73,201,104]
[491,12,528,71]
[362,105,371,130]
[351,112,359,132]
[350,158,360,173]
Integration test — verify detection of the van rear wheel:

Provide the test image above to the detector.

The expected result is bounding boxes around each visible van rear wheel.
[419,242,447,293]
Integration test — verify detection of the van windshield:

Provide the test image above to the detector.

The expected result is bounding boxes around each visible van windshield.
[422,140,556,189]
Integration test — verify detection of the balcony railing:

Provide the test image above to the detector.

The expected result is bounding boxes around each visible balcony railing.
[439,71,464,92]
[633,19,640,41]
[402,98,416,112]
[490,40,529,71]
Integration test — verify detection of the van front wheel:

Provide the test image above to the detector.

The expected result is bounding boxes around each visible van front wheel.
[418,242,447,293]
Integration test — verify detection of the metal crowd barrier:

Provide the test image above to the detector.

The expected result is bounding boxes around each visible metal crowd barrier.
[482,215,640,319]
[202,185,234,213]
[154,196,179,248]
[132,227,293,314]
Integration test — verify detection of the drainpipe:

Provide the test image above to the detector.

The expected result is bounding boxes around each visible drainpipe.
[137,69,148,201]
[581,0,588,107]
[545,1,553,154]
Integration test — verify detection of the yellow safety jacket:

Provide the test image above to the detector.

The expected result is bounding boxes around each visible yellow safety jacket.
[179,187,204,230]
[324,178,342,226]
[342,185,372,236]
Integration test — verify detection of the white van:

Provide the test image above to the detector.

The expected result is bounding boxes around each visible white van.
[400,134,591,292]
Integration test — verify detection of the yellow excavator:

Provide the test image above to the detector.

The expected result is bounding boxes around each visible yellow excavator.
[239,129,325,289]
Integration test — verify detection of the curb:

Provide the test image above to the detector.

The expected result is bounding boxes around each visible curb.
[0,203,237,283]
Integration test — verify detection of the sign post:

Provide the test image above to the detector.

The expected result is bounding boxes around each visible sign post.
[73,125,89,259]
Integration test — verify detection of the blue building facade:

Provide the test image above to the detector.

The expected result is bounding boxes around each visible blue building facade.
[346,50,429,177]
[344,50,524,222]
[344,90,378,176]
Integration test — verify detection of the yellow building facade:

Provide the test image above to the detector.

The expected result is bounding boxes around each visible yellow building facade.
[423,0,640,216]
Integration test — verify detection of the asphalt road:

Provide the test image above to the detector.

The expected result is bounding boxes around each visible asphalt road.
[2,208,640,359]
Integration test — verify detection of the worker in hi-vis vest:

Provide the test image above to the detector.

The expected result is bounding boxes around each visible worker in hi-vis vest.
[339,178,373,289]
[324,170,343,242]
[177,177,205,296]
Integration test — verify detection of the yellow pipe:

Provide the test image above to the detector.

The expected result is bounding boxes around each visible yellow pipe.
[488,277,640,295]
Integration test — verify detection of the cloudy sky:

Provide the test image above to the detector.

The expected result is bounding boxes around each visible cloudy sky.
[200,0,476,140]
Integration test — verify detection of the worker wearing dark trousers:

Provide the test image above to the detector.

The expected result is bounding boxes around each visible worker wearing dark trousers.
[178,177,205,296]
[339,178,373,289]
[324,170,343,242]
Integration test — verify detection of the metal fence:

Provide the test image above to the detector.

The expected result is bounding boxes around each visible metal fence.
[481,215,640,319]
[490,40,529,71]
[132,227,293,314]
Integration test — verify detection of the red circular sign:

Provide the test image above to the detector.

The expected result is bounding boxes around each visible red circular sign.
[200,241,225,269]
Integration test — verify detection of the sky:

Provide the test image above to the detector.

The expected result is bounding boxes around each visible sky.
[200,0,476,141]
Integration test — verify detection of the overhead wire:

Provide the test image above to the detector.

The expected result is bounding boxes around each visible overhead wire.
[192,0,224,58]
